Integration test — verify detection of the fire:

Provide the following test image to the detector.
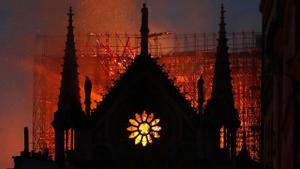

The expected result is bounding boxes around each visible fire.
[33,32,261,161]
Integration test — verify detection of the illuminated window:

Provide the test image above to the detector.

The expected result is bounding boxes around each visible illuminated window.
[220,126,224,149]
[127,110,161,147]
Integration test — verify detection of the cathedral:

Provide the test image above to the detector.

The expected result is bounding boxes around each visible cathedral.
[14,3,261,169]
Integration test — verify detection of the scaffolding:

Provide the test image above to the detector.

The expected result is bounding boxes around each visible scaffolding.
[33,32,261,161]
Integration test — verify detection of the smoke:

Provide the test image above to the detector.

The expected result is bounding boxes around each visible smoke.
[73,0,216,33]
[0,1,64,168]
[75,0,140,33]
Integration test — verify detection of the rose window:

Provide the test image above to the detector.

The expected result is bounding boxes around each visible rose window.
[127,111,161,147]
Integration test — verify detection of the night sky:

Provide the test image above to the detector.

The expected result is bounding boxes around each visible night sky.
[0,0,261,168]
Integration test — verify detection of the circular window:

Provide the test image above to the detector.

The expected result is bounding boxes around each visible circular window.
[127,110,161,147]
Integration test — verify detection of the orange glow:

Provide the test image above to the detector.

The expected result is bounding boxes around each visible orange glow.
[127,111,161,147]
[76,0,139,33]
[220,126,225,149]
[33,32,261,161]
[139,123,150,135]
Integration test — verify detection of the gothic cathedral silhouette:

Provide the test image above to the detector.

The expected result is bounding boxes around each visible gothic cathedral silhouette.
[14,3,261,169]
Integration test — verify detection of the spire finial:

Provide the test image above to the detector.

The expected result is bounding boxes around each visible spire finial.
[140,3,149,56]
[68,6,74,28]
[220,1,225,27]
[69,6,73,14]
[142,0,148,5]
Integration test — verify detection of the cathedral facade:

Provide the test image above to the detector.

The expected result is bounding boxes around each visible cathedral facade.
[14,3,260,169]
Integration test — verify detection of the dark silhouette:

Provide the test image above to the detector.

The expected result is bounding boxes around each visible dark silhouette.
[84,76,92,117]
[197,75,205,114]
[51,6,85,166]
[13,3,262,169]
[201,3,240,159]
[23,127,29,157]
[13,127,55,169]
[260,1,300,169]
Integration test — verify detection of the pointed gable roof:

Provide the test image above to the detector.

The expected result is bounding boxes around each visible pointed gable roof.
[93,51,196,119]
[92,4,197,127]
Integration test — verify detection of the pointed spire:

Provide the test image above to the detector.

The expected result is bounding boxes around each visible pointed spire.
[217,2,228,56]
[208,2,239,128]
[53,6,83,129]
[66,6,75,57]
[68,6,74,27]
[203,2,240,159]
[221,1,225,18]
[52,7,85,164]
[140,3,149,56]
